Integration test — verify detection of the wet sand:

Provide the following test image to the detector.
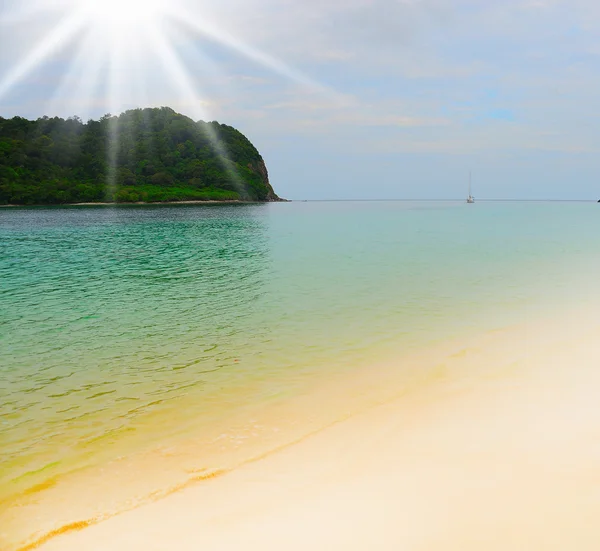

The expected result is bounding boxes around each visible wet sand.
[33,307,600,551]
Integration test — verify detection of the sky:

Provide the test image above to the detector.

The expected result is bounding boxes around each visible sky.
[1,0,599,200]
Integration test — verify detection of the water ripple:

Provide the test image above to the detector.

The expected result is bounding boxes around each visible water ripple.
[2,201,600,551]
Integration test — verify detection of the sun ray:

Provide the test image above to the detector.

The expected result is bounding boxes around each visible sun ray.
[161,18,231,98]
[103,29,130,202]
[170,7,339,100]
[45,27,107,118]
[0,11,86,101]
[0,0,341,117]
[77,0,164,28]
[0,0,58,24]
[143,20,218,122]
[145,20,247,196]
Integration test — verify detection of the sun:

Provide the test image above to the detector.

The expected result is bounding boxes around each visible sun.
[76,0,165,28]
[0,0,331,121]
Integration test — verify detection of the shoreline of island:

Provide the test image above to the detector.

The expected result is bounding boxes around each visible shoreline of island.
[0,198,290,208]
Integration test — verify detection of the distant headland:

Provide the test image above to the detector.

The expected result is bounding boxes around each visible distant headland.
[0,107,283,205]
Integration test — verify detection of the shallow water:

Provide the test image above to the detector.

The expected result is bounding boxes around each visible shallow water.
[2,200,600,549]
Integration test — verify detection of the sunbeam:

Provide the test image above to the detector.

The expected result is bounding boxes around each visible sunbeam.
[78,0,165,27]
[170,7,338,99]
[147,20,247,196]
[45,27,106,118]
[0,12,85,100]
[0,0,335,114]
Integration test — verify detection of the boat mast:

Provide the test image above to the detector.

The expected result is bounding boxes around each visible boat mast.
[466,171,474,203]
[469,171,471,198]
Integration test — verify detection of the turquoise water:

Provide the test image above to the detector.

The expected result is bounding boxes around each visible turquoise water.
[2,200,600,549]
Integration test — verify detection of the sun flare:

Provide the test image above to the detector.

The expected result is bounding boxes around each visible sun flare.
[77,0,165,27]
[0,0,331,119]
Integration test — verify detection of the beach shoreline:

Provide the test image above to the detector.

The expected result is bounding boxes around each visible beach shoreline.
[11,300,600,551]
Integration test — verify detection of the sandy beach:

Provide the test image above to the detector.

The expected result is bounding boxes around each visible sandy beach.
[28,302,600,551]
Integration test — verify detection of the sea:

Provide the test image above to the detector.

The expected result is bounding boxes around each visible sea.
[2,200,600,550]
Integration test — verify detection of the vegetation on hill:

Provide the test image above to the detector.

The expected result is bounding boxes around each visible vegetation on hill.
[0,107,280,205]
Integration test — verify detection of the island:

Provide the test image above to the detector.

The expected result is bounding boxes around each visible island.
[0,107,282,205]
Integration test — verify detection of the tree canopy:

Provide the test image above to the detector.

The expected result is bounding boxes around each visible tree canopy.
[0,107,280,205]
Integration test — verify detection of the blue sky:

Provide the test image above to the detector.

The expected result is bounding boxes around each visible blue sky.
[1,0,599,200]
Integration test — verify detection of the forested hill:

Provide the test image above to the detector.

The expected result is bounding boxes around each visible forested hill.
[0,107,281,205]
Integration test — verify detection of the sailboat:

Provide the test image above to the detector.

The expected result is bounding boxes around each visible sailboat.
[466,172,475,203]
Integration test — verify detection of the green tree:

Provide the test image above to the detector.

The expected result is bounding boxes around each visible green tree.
[0,107,280,205]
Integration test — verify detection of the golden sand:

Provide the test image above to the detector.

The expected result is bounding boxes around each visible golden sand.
[28,304,600,551]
